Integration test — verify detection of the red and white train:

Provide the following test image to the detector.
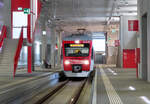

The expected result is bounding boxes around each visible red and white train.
[62,34,94,77]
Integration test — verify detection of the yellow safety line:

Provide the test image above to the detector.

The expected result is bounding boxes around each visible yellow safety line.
[100,68,123,104]
[92,69,97,104]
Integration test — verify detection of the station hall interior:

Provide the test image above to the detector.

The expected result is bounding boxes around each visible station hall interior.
[1,0,150,104]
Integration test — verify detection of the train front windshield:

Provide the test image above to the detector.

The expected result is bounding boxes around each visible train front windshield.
[64,43,90,57]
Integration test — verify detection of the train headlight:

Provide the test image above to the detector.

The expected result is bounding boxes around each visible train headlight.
[65,60,70,65]
[75,40,80,44]
[84,60,89,65]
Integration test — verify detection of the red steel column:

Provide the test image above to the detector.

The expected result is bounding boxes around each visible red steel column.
[27,13,32,73]
[28,46,32,73]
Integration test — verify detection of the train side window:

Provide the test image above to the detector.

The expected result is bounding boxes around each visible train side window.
[91,48,93,59]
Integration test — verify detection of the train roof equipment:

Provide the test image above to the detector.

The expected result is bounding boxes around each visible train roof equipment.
[63,34,92,41]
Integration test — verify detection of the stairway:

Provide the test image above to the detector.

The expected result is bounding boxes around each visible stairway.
[0,38,18,77]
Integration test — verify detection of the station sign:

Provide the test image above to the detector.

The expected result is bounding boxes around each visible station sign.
[70,44,84,47]
[24,8,30,14]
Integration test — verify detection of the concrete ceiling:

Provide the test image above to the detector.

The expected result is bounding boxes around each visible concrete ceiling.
[40,0,137,33]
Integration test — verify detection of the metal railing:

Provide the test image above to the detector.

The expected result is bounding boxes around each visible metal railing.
[0,25,7,48]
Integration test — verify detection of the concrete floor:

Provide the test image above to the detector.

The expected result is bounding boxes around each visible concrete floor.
[97,67,150,104]
[0,66,62,86]
[0,67,53,86]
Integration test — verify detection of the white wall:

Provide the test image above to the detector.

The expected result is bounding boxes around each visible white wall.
[137,0,150,81]
[120,15,138,67]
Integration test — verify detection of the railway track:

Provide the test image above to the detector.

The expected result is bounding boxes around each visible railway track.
[27,78,89,104]
[34,80,69,104]
[68,79,87,104]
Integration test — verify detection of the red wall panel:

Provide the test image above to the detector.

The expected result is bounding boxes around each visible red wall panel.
[123,49,136,68]
[135,48,140,63]
[128,20,139,31]
[11,0,30,11]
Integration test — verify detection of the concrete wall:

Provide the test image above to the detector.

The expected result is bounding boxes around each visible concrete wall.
[138,0,150,81]
[120,15,138,67]
[146,1,150,82]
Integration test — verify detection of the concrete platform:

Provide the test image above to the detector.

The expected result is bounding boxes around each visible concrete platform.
[0,67,62,89]
[95,67,150,104]
[0,66,62,104]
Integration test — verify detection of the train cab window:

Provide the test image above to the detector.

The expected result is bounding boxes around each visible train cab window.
[64,43,90,57]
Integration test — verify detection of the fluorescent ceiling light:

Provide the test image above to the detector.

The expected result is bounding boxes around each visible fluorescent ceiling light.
[42,31,46,35]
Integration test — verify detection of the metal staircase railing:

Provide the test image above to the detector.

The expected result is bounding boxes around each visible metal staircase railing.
[0,25,7,48]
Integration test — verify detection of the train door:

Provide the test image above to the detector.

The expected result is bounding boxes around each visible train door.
[90,47,94,70]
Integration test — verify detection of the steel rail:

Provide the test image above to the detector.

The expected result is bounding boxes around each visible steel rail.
[34,80,69,104]
[68,79,87,104]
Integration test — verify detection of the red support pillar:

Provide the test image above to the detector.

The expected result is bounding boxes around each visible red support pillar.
[27,13,32,73]
[28,46,32,73]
